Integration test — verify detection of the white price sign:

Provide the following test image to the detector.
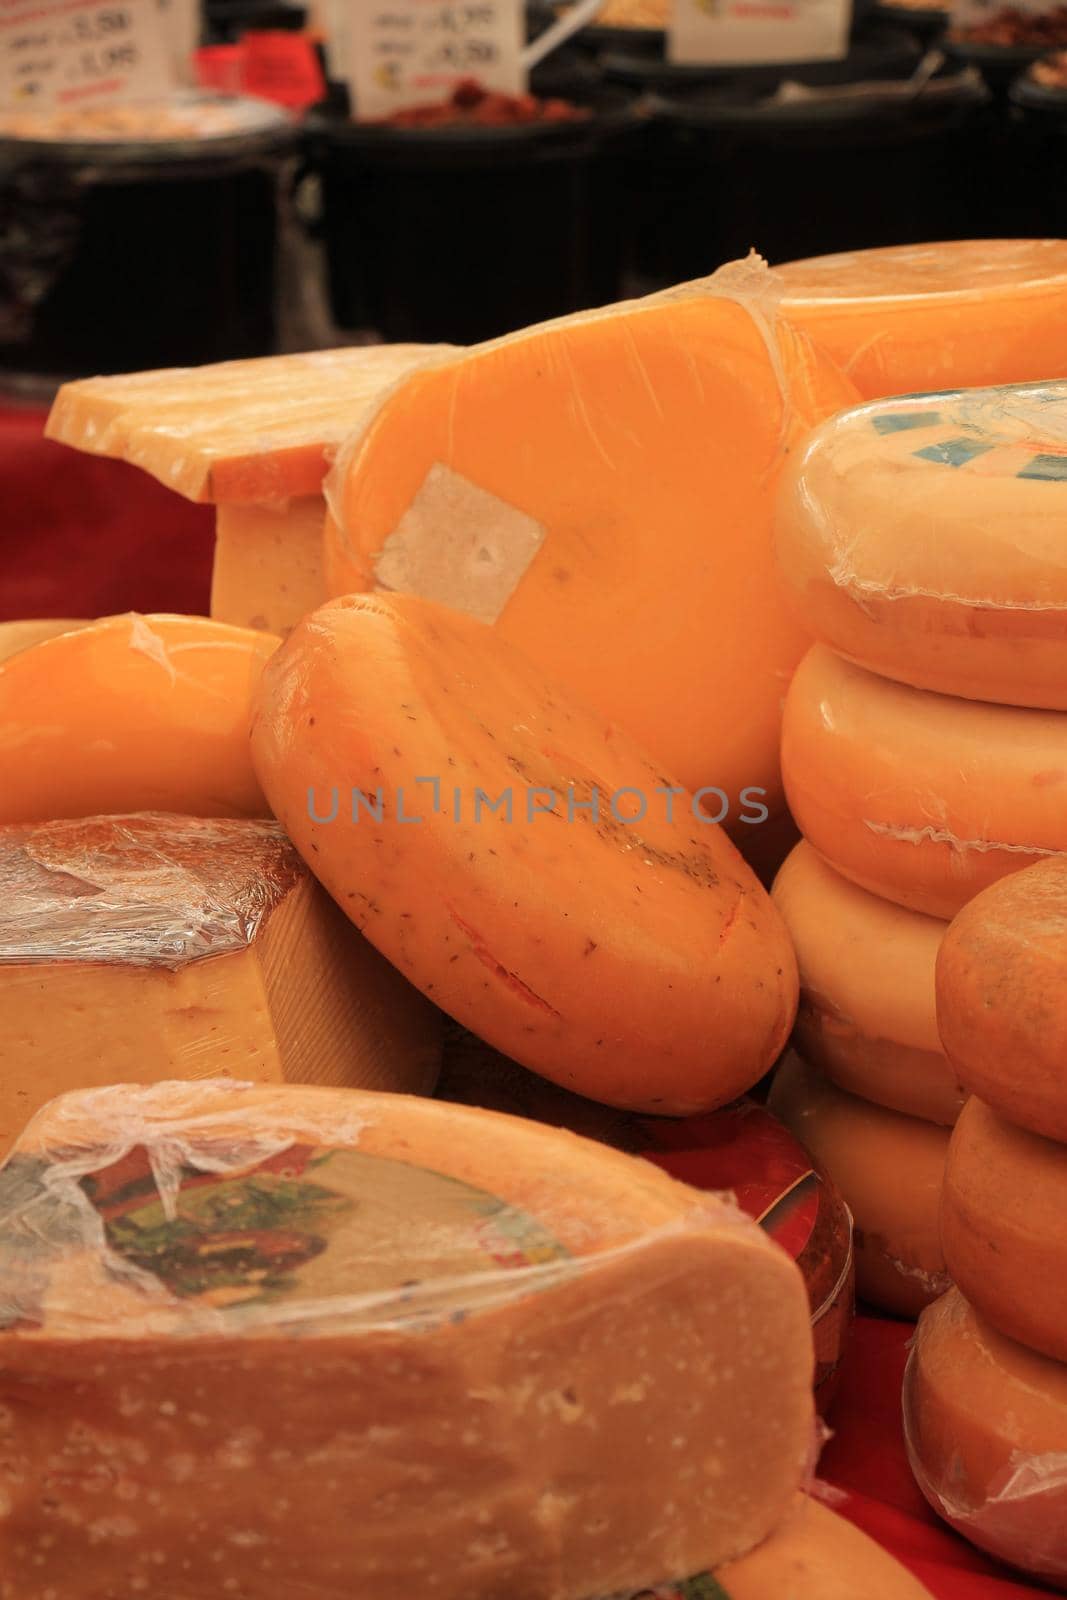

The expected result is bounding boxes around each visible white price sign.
[349,0,525,120]
[0,0,177,113]
[669,0,852,66]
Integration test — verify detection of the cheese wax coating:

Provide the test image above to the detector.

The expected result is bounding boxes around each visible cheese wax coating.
[776,384,1067,709]
[0,613,279,823]
[0,618,87,664]
[323,264,858,810]
[0,1078,816,1600]
[250,592,799,1115]
[782,645,1067,919]
[712,1495,936,1599]
[937,858,1067,1141]
[777,239,1067,399]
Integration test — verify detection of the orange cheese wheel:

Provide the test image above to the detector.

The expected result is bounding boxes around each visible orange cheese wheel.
[769,1052,950,1317]
[941,1097,1067,1365]
[905,1287,1067,1586]
[775,384,1067,710]
[937,858,1067,1141]
[0,612,278,823]
[250,593,798,1115]
[711,1495,935,1599]
[322,270,857,812]
[0,618,87,664]
[777,239,1067,399]
[781,644,1067,919]
[772,842,962,1124]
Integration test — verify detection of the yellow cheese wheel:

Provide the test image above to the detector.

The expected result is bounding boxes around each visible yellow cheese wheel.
[775,384,1067,709]
[0,1078,815,1600]
[773,842,962,1124]
[712,1495,935,1599]
[322,267,857,811]
[0,612,278,822]
[941,1097,1067,1365]
[0,618,87,664]
[905,1288,1067,1586]
[782,644,1067,919]
[769,1052,950,1317]
[936,858,1067,1142]
[777,239,1067,399]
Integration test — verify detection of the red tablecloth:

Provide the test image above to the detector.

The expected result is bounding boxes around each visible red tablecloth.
[0,405,1051,1599]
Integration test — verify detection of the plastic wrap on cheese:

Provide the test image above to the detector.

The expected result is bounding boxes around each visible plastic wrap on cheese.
[0,1079,816,1600]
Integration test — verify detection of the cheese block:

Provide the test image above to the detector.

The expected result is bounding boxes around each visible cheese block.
[937,858,1067,1141]
[777,239,1067,399]
[775,384,1067,710]
[0,1078,816,1600]
[769,1052,951,1317]
[905,1287,1067,1586]
[0,813,441,1156]
[322,259,858,808]
[782,644,1067,919]
[772,843,962,1124]
[0,612,279,823]
[0,618,86,663]
[250,592,799,1115]
[941,1097,1067,1364]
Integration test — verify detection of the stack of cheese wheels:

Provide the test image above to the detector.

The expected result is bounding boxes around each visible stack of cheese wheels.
[904,859,1067,1584]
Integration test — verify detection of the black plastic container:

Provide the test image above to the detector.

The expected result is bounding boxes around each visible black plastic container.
[0,96,295,384]
[1007,70,1067,234]
[307,88,644,344]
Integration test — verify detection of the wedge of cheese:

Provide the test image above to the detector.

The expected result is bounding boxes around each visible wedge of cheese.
[711,1495,935,1599]
[0,612,278,823]
[905,1288,1067,1586]
[0,1078,816,1600]
[322,260,858,809]
[937,858,1067,1142]
[782,645,1067,919]
[250,592,799,1115]
[776,384,1067,710]
[773,843,962,1125]
[769,1052,950,1318]
[0,813,440,1156]
[777,239,1067,399]
[0,618,87,664]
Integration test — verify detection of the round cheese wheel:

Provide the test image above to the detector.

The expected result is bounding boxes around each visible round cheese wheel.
[782,644,1067,920]
[768,1052,950,1318]
[251,593,799,1115]
[775,384,1067,710]
[0,618,87,664]
[941,1097,1067,1364]
[0,612,279,823]
[905,1287,1067,1586]
[777,239,1067,399]
[712,1494,936,1599]
[937,858,1067,1141]
[773,842,962,1124]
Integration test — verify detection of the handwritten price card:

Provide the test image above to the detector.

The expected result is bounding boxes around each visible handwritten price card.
[0,0,177,112]
[669,0,852,65]
[349,0,525,119]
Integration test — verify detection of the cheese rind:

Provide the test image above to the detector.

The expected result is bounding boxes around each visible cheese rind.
[782,644,1067,919]
[941,1097,1067,1364]
[904,1288,1067,1585]
[0,1079,816,1600]
[936,858,1067,1141]
[775,385,1067,709]
[772,842,961,1124]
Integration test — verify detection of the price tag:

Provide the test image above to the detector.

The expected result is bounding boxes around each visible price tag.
[669,0,852,66]
[0,0,178,112]
[348,0,525,120]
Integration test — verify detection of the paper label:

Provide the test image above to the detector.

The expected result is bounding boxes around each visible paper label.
[668,0,852,66]
[348,0,525,120]
[0,0,177,112]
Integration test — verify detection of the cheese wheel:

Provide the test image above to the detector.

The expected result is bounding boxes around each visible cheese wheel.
[0,618,87,663]
[782,644,1067,919]
[905,1287,1067,1586]
[776,384,1067,710]
[769,1052,950,1317]
[777,239,1067,399]
[0,612,278,822]
[0,1078,815,1600]
[772,842,962,1124]
[937,858,1067,1141]
[941,1097,1067,1364]
[0,813,441,1156]
[322,264,857,807]
[711,1495,935,1599]
[250,593,798,1115]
